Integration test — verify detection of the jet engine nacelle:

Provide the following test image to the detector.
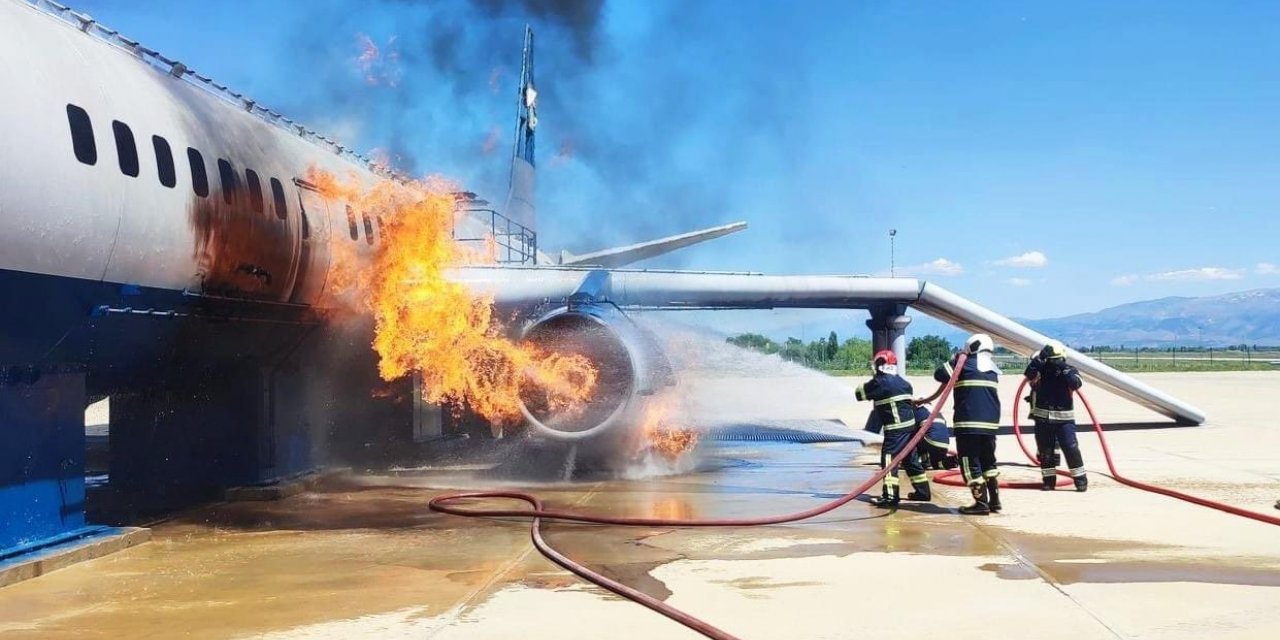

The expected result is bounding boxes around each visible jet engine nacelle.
[518,303,673,442]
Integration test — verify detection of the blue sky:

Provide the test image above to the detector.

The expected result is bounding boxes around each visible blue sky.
[74,0,1280,336]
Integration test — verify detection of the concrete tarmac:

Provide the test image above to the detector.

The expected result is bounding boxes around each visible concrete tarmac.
[1,372,1278,639]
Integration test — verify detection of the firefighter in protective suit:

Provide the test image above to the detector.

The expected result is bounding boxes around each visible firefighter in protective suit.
[918,334,1003,515]
[1025,340,1088,492]
[863,405,956,470]
[856,350,931,507]
[913,405,957,470]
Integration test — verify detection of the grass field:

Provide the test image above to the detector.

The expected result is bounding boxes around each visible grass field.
[1067,359,1277,373]
[1060,354,1279,372]
[823,351,1280,376]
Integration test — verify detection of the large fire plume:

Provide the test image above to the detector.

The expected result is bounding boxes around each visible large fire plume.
[307,168,597,424]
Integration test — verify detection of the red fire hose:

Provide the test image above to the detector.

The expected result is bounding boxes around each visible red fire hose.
[428,355,969,640]
[1064,382,1280,525]
[936,378,1280,527]
[431,358,1280,640]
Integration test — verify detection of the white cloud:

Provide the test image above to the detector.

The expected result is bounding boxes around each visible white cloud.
[1006,277,1032,287]
[1113,266,1247,286]
[1258,262,1279,275]
[1148,267,1244,281]
[902,258,963,277]
[994,251,1048,268]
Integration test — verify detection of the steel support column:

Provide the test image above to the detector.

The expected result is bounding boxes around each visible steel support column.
[867,304,912,371]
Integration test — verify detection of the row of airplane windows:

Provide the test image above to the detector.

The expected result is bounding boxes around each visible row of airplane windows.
[64,103,375,245]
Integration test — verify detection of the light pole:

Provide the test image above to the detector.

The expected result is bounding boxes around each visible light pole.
[889,229,897,277]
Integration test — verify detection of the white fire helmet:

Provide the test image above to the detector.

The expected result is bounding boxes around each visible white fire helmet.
[965,333,1000,373]
[966,333,994,354]
[1042,340,1067,360]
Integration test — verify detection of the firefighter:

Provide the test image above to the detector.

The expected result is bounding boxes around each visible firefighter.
[1025,340,1088,492]
[863,404,955,470]
[914,405,957,470]
[856,349,931,507]
[917,334,1002,515]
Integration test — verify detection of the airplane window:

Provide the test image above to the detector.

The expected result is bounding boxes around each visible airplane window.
[187,148,209,197]
[270,178,287,220]
[112,120,139,177]
[65,104,96,165]
[376,215,386,237]
[217,159,238,205]
[362,211,375,245]
[152,136,176,188]
[245,169,264,214]
[345,205,359,241]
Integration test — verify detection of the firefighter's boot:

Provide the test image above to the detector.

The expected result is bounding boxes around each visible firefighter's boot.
[870,484,900,508]
[958,482,990,515]
[986,479,1002,513]
[906,480,932,502]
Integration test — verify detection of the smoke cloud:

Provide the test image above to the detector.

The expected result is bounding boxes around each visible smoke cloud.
[275,0,813,264]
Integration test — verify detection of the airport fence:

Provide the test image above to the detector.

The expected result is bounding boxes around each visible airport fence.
[993,347,1280,373]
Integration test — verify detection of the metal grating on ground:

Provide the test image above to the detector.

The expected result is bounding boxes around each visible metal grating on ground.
[703,420,862,443]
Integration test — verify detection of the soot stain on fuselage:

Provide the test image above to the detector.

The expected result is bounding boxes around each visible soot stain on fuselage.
[189,188,297,301]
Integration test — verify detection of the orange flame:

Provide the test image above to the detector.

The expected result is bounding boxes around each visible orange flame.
[355,33,401,87]
[306,168,597,425]
[640,395,699,460]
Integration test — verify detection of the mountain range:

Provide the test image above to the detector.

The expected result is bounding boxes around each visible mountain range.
[1021,288,1280,348]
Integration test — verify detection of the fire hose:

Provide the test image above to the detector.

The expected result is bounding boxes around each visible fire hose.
[432,356,1280,640]
[427,354,969,640]
[934,378,1280,527]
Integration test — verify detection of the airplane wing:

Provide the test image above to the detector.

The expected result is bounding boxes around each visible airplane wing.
[449,265,1207,425]
[555,222,748,268]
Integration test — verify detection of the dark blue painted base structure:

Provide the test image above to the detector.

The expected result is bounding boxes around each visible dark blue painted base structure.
[1,372,87,558]
[0,267,425,567]
[109,367,333,505]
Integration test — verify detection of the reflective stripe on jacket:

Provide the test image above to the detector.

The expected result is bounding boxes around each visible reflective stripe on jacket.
[856,373,916,431]
[1024,356,1082,423]
[935,354,1001,434]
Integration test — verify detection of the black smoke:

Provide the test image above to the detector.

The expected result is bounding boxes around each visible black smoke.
[275,0,812,265]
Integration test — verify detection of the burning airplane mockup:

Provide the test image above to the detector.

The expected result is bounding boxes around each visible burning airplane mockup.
[0,0,1201,559]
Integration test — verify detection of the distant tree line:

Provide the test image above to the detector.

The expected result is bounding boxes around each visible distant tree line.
[726,332,958,371]
[726,330,1280,377]
[1078,344,1280,352]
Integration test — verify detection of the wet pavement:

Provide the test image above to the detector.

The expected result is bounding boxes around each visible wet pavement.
[2,372,1280,639]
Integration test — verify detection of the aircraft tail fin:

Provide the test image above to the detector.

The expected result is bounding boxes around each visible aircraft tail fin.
[504,26,537,232]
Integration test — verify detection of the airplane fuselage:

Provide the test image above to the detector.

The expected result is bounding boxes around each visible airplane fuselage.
[0,1,486,391]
